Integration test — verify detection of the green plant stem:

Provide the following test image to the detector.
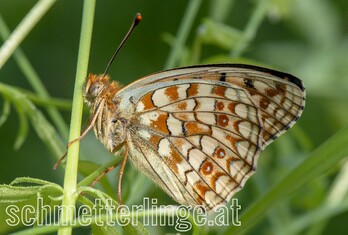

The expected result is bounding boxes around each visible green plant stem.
[224,125,348,235]
[0,0,55,69]
[164,0,202,69]
[58,1,96,235]
[210,0,235,22]
[230,0,269,58]
[23,91,72,110]
[0,14,68,138]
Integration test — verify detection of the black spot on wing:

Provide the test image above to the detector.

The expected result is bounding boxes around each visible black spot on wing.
[244,78,255,89]
[219,72,226,82]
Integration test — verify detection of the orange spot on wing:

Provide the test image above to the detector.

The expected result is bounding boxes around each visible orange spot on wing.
[215,147,226,159]
[260,97,271,110]
[266,88,279,97]
[173,138,185,148]
[216,101,225,111]
[196,196,204,205]
[266,83,286,97]
[150,113,170,135]
[185,122,211,136]
[217,114,229,127]
[187,84,199,97]
[164,86,179,101]
[164,144,183,174]
[212,86,227,97]
[248,90,257,96]
[228,102,237,114]
[174,113,189,121]
[177,101,187,110]
[211,172,229,191]
[194,181,210,204]
[141,92,155,110]
[201,161,213,175]
[225,135,241,153]
[148,134,162,146]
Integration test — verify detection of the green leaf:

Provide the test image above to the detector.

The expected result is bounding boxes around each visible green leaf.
[0,97,10,127]
[0,177,63,205]
[9,177,59,186]
[0,82,65,158]
[0,178,63,234]
[0,185,38,204]
[12,102,28,150]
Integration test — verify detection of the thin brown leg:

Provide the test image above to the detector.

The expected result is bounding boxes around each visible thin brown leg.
[118,144,129,206]
[66,99,105,148]
[53,100,105,170]
[53,152,68,170]
[89,161,121,188]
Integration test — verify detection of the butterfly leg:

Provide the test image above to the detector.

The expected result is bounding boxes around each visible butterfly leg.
[53,99,106,169]
[88,141,126,188]
[67,99,105,148]
[117,143,129,206]
[89,161,121,188]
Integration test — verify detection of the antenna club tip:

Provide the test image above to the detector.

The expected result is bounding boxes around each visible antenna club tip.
[134,13,142,24]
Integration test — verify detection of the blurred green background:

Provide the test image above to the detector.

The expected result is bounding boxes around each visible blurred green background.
[1,0,348,234]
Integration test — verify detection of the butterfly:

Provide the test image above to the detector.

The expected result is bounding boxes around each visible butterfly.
[83,63,306,211]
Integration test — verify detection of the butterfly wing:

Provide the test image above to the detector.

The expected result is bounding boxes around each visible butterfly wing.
[117,64,305,210]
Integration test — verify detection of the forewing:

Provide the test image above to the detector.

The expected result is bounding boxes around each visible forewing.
[121,64,305,210]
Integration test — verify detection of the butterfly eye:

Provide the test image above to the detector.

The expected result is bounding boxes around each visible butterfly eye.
[89,83,102,96]
[85,82,105,103]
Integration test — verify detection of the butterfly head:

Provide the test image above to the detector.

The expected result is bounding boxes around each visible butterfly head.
[84,73,112,106]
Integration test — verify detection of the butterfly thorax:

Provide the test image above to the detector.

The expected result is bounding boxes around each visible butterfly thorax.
[84,73,127,152]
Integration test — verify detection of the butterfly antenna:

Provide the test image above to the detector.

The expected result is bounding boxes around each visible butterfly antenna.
[102,13,142,78]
